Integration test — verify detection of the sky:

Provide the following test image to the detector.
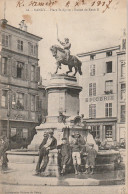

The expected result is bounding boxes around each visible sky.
[0,0,127,79]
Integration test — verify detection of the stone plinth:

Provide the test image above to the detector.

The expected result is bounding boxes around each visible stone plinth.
[42,149,59,177]
[46,74,82,117]
[28,74,82,150]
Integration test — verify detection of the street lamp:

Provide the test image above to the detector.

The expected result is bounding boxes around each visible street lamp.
[6,86,16,139]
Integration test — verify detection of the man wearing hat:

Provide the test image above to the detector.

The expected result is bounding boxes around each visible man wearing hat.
[36,130,57,174]
[70,131,85,175]
[57,137,71,175]
[84,143,97,174]
[57,38,71,61]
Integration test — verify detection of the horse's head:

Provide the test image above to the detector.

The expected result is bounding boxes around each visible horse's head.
[50,45,57,57]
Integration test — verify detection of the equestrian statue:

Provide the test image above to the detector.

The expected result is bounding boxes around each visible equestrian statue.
[50,37,82,76]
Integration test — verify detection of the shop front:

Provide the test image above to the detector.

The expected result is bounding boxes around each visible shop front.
[84,117,117,143]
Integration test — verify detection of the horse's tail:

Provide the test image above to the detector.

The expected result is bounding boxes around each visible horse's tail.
[78,61,82,75]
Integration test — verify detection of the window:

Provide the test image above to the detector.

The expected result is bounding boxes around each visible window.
[12,93,16,109]
[22,128,28,139]
[29,43,37,56]
[17,62,24,78]
[31,95,35,111]
[31,65,35,81]
[105,125,112,138]
[105,80,113,93]
[89,83,96,96]
[17,40,23,51]
[2,34,9,47]
[89,104,96,118]
[90,126,100,138]
[1,90,8,108]
[90,64,95,76]
[16,93,24,110]
[121,84,126,100]
[105,103,112,117]
[106,51,112,57]
[121,105,125,122]
[106,61,112,73]
[121,63,125,77]
[90,54,95,60]
[1,57,8,75]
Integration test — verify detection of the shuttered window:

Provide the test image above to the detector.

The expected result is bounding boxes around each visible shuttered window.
[2,34,9,47]
[105,103,112,117]
[89,83,96,96]
[121,63,125,77]
[90,64,95,76]
[1,57,8,75]
[105,80,113,92]
[16,93,24,110]
[28,43,38,56]
[121,84,126,100]
[31,95,35,111]
[17,40,23,51]
[35,66,40,82]
[1,90,8,108]
[89,104,96,118]
[121,105,125,122]
[31,65,35,81]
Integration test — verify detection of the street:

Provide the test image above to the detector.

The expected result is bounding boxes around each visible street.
[0,184,126,194]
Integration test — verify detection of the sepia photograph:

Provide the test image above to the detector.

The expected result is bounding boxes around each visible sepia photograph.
[0,0,127,193]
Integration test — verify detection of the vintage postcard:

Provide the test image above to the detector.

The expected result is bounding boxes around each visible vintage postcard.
[0,0,127,193]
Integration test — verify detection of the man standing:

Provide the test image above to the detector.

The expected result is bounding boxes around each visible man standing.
[57,137,71,175]
[57,38,71,61]
[36,130,57,174]
[0,136,9,170]
[70,132,85,175]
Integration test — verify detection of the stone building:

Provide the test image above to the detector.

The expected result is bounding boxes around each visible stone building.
[77,37,126,143]
[0,19,47,148]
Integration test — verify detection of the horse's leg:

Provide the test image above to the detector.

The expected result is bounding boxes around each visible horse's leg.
[55,61,61,74]
[73,66,77,76]
[66,66,72,75]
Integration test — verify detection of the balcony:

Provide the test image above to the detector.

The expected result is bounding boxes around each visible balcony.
[104,90,113,95]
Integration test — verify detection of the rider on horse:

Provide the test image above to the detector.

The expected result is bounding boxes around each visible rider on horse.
[57,38,71,62]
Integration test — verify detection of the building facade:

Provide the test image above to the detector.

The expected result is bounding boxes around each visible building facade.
[77,42,126,143]
[0,19,47,148]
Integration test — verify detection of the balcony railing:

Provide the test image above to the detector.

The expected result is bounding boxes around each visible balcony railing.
[104,90,113,95]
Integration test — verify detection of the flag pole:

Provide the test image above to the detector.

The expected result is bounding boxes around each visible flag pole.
[4,0,6,19]
[56,23,58,40]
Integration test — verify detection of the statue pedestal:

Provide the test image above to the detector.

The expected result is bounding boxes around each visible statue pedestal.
[42,149,59,177]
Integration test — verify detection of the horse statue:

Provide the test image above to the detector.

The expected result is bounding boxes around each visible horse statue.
[50,45,82,76]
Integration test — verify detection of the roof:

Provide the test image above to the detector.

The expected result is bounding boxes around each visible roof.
[77,45,120,57]
[0,19,42,41]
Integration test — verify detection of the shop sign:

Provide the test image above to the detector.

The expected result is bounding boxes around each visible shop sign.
[85,95,114,102]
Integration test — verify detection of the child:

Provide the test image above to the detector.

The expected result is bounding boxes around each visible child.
[57,137,71,175]
[84,143,97,174]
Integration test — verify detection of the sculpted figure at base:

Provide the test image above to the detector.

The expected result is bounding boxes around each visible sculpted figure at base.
[50,38,82,76]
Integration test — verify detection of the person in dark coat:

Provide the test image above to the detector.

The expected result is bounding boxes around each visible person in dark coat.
[0,136,9,170]
[57,137,71,175]
[36,130,57,174]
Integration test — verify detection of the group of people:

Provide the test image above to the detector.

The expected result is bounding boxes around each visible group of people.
[36,129,98,175]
